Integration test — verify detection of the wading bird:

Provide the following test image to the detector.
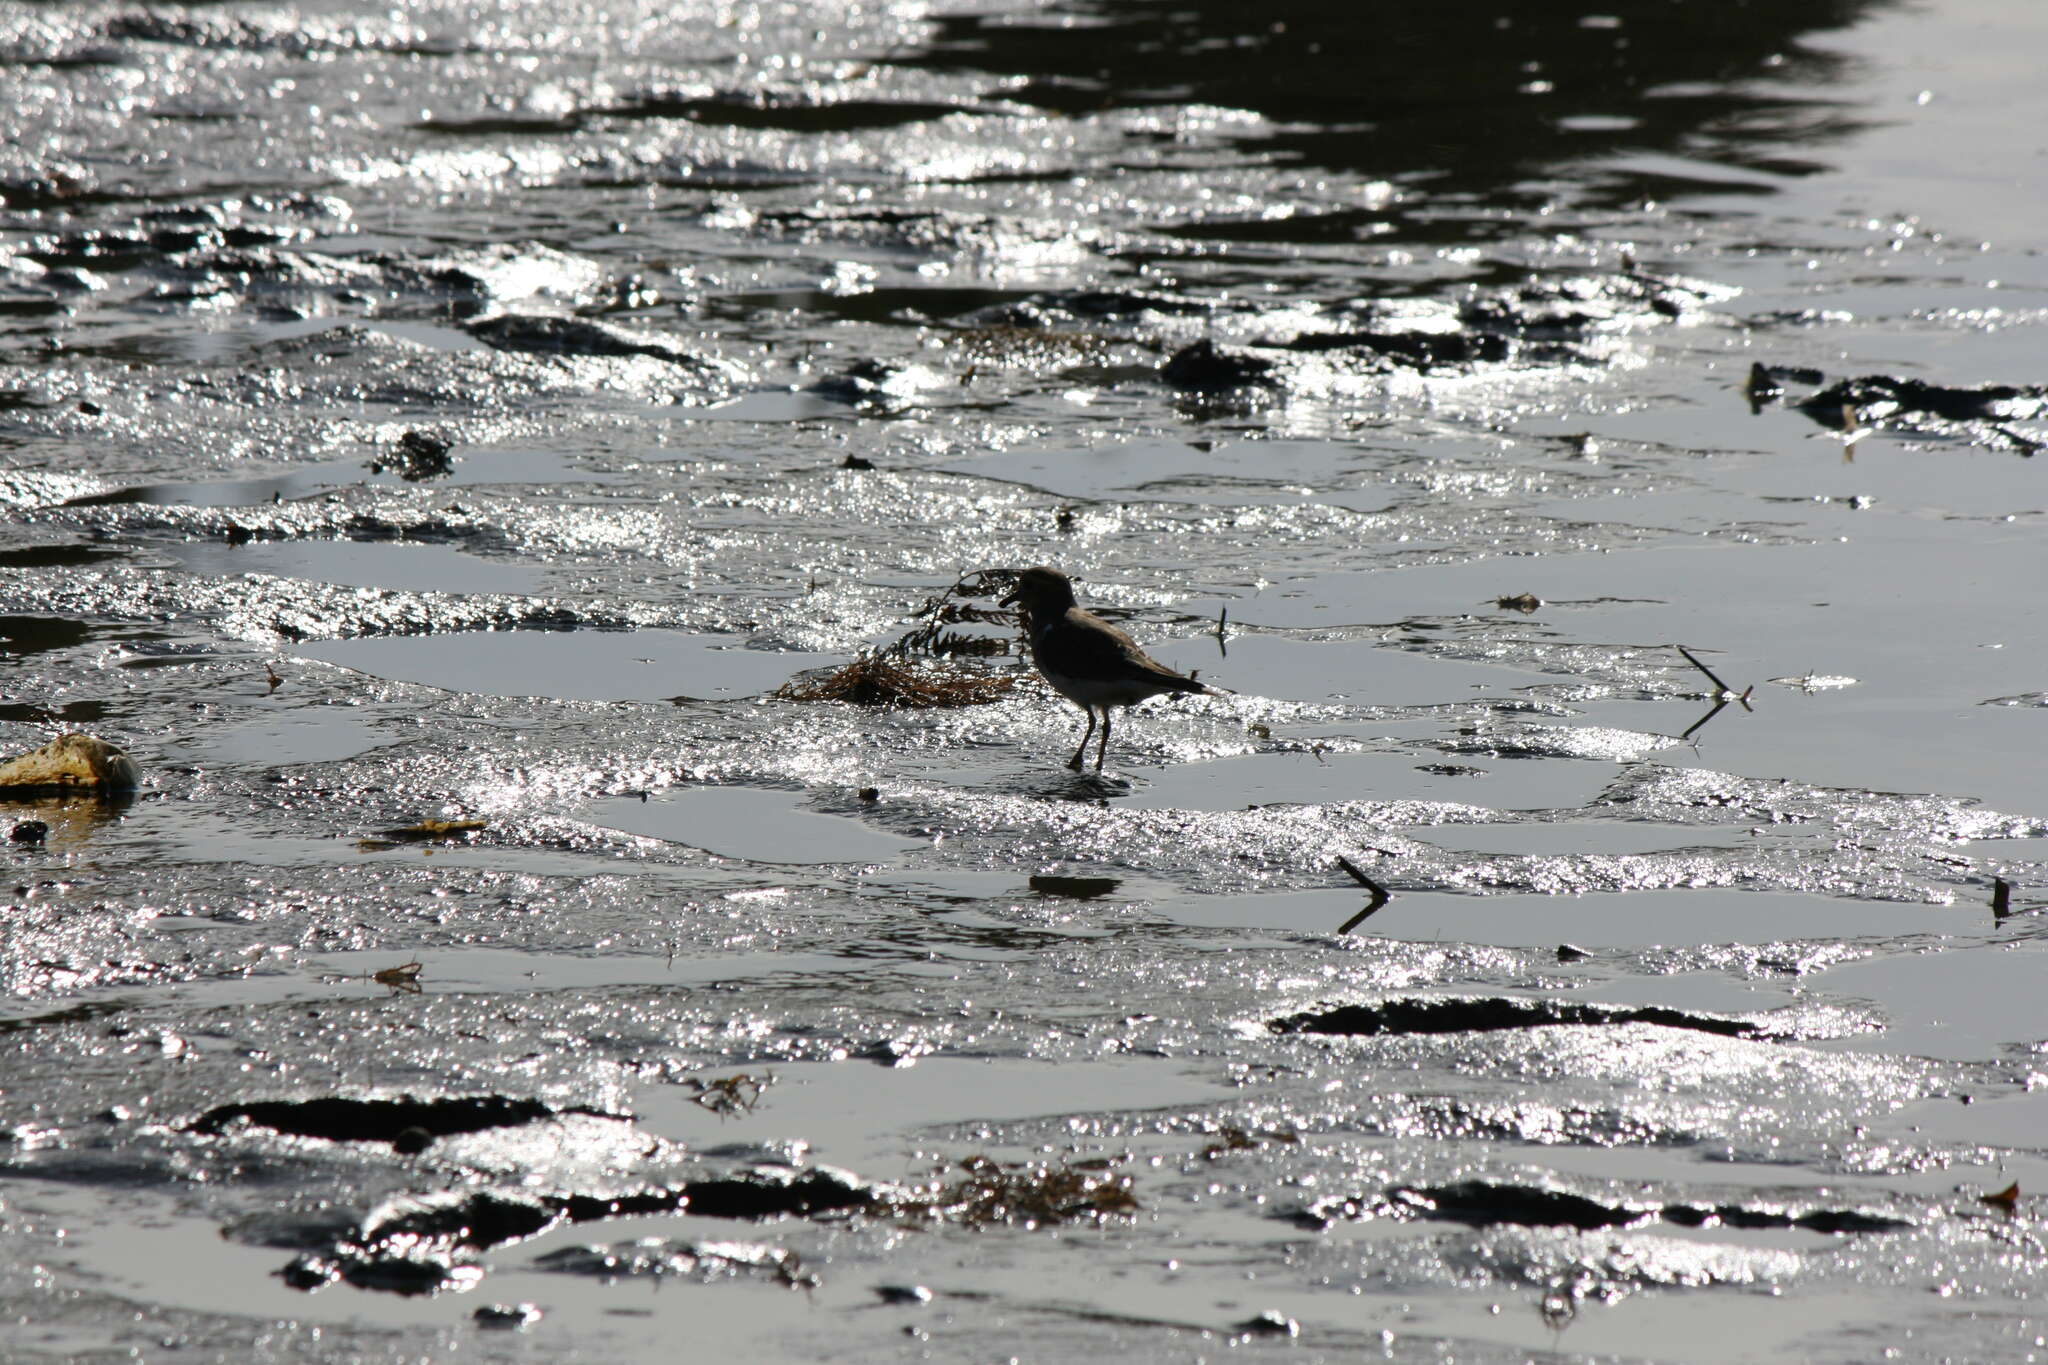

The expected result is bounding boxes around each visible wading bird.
[1001,566,1211,773]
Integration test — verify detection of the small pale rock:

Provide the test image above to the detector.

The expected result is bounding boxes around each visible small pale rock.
[0,733,141,796]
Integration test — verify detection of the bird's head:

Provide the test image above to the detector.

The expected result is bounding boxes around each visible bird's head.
[999,565,1078,613]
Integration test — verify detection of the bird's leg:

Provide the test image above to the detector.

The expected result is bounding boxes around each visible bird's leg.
[1067,706,1096,771]
[1094,708,1112,772]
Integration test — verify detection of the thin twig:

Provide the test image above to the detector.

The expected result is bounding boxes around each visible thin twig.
[1675,644,1734,696]
[1335,856,1392,933]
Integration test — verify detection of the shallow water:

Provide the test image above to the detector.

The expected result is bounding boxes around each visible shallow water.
[3,1,2047,1361]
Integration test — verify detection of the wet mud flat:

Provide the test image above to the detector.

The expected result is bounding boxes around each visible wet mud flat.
[2,0,2048,1360]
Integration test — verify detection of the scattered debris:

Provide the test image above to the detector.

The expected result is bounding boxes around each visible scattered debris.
[368,429,454,481]
[1495,593,1542,613]
[1992,877,2013,919]
[1981,1182,2021,1213]
[0,732,140,797]
[899,1155,1138,1229]
[840,453,876,470]
[7,820,48,846]
[773,653,1017,709]
[1200,1125,1300,1160]
[362,818,488,849]
[686,1071,773,1119]
[373,960,424,994]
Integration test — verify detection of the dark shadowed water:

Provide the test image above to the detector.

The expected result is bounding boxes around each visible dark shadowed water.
[2,0,2046,1360]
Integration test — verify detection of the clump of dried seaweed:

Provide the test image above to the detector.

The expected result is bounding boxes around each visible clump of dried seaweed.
[772,653,1018,709]
[890,1155,1139,1229]
[889,568,1019,658]
[775,569,1027,708]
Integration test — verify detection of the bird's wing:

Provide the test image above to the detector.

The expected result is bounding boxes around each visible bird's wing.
[1044,610,1206,691]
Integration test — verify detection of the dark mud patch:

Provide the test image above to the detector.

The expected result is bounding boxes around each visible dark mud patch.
[0,998,132,1037]
[1287,1181,1915,1235]
[1028,874,1123,899]
[0,544,129,570]
[612,90,973,134]
[1374,1180,1912,1235]
[0,614,94,657]
[1160,339,1278,395]
[1269,995,1814,1041]
[186,1094,620,1145]
[279,1166,882,1294]
[465,314,724,370]
[1795,374,2047,452]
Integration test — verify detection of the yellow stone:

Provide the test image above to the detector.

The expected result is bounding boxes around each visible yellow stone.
[0,732,141,795]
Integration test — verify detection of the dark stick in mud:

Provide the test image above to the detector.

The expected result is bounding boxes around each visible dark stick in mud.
[1676,645,1755,711]
[1676,644,1734,695]
[1335,856,1392,933]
